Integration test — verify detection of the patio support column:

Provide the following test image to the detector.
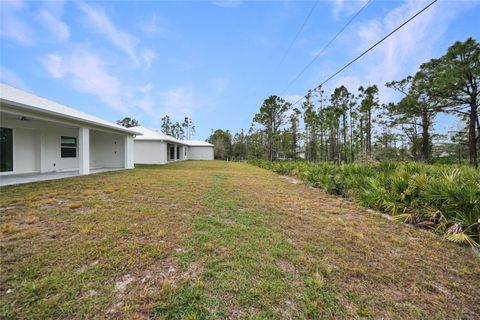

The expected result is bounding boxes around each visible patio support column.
[124,135,134,169]
[78,127,90,175]
[39,127,47,173]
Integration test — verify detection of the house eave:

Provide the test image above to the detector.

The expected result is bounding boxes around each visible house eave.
[0,98,141,136]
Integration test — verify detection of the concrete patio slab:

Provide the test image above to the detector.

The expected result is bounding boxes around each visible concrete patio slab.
[0,168,124,187]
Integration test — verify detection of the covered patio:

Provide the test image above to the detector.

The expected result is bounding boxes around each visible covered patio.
[0,168,124,187]
[1,83,138,185]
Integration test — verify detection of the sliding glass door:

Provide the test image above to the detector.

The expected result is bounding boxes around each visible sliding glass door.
[0,127,13,172]
[169,144,175,161]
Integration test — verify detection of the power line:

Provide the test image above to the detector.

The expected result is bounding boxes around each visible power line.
[241,1,319,111]
[281,0,373,96]
[288,0,438,107]
[275,0,319,72]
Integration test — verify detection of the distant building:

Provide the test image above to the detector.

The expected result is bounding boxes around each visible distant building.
[296,146,306,160]
[131,126,214,164]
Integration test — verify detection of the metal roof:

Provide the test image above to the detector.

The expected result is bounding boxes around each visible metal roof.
[131,126,213,146]
[0,83,141,135]
[131,126,184,144]
[184,140,214,147]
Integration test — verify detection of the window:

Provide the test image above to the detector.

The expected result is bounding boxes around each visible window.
[0,127,13,172]
[61,136,77,158]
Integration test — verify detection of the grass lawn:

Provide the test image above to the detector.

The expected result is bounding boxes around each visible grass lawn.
[1,161,479,319]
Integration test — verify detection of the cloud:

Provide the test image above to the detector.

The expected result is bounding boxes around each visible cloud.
[42,49,127,113]
[209,77,229,94]
[0,66,28,89]
[316,0,471,102]
[37,9,70,41]
[355,0,449,100]
[140,13,178,39]
[135,97,156,116]
[0,2,35,46]
[1,0,26,11]
[43,54,64,78]
[139,83,154,93]
[331,0,344,18]
[76,1,155,68]
[211,0,242,8]
[140,48,156,69]
[141,14,162,34]
[159,87,195,119]
[331,0,368,19]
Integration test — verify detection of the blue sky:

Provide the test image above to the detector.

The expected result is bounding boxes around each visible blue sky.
[1,0,479,139]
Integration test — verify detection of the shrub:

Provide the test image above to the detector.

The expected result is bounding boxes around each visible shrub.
[249,160,480,247]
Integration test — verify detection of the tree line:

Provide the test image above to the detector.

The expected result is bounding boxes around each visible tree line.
[208,38,479,167]
[117,116,196,140]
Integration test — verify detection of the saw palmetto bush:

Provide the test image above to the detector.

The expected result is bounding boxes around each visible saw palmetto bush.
[249,159,480,247]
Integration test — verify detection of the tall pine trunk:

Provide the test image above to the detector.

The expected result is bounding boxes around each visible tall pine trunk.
[359,117,364,161]
[469,103,478,167]
[350,109,354,163]
[421,108,431,162]
[343,112,347,163]
[367,109,372,160]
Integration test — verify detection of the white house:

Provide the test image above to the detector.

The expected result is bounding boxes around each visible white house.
[0,83,140,185]
[132,126,214,164]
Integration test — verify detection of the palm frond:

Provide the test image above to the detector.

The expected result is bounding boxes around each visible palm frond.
[444,232,479,248]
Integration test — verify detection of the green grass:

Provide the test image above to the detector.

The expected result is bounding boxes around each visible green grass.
[1,161,479,319]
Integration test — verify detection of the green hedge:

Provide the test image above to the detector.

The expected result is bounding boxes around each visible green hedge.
[249,160,480,247]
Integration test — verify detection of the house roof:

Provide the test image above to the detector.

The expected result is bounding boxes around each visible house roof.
[131,126,213,147]
[131,126,184,144]
[184,140,214,147]
[0,83,141,135]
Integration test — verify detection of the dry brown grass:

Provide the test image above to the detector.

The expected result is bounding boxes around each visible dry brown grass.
[0,161,478,319]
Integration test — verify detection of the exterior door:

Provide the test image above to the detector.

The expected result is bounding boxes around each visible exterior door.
[0,127,13,172]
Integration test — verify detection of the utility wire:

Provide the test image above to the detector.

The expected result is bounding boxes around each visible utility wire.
[288,0,438,107]
[275,0,319,72]
[281,0,373,96]
[241,1,319,111]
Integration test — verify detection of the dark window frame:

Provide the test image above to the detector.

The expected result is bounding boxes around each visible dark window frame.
[0,127,14,172]
[61,136,77,158]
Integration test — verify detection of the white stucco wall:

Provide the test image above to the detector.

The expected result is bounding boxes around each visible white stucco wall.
[7,128,37,173]
[0,119,41,174]
[1,112,135,175]
[14,128,38,173]
[134,140,167,164]
[125,135,135,169]
[188,146,214,160]
[90,130,125,168]
[44,126,79,171]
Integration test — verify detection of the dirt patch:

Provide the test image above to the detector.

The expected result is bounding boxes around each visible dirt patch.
[76,260,98,274]
[280,175,301,185]
[114,274,135,293]
[40,199,71,210]
[182,261,204,279]
[276,258,298,278]
[0,205,18,212]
